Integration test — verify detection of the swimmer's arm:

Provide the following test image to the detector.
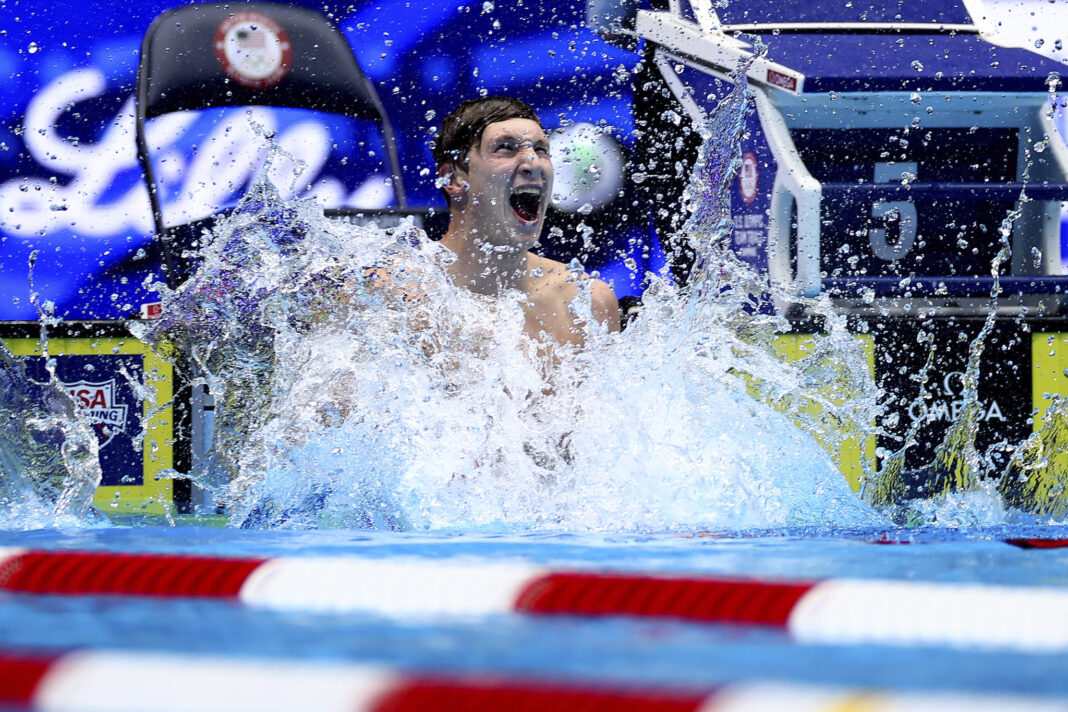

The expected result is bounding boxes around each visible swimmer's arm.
[591,279,621,333]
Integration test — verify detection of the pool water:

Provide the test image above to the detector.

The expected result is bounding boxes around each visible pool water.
[2,525,1068,706]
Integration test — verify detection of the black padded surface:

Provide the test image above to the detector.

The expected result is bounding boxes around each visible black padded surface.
[138,3,382,120]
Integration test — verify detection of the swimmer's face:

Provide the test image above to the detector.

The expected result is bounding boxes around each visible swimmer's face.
[446,118,553,249]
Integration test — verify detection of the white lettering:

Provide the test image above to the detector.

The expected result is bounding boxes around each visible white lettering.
[87,408,122,423]
[929,401,951,423]
[734,229,765,247]
[163,107,277,228]
[0,68,392,240]
[1,69,176,237]
[907,397,1006,424]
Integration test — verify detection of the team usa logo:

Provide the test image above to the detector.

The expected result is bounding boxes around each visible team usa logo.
[63,379,129,447]
[214,11,292,89]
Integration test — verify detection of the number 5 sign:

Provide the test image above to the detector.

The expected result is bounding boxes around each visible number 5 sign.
[869,200,917,261]
[868,162,918,262]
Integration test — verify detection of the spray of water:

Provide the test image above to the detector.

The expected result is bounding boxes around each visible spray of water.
[1001,395,1068,519]
[128,73,895,533]
[0,248,105,529]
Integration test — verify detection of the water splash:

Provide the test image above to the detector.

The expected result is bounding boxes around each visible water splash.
[1000,395,1068,520]
[862,329,936,508]
[136,75,886,533]
[865,204,1056,526]
[0,340,102,528]
[665,74,884,514]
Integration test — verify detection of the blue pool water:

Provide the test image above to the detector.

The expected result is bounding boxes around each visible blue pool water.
[2,526,1068,700]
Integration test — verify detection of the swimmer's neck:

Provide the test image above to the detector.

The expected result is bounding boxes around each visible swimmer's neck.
[440,226,532,296]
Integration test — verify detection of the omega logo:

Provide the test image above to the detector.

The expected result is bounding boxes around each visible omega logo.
[907,370,1005,424]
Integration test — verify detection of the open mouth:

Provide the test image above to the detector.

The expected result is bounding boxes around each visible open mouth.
[509,186,542,224]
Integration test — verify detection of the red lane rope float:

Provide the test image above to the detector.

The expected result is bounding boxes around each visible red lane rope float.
[0,651,59,705]
[1006,539,1068,550]
[0,551,267,597]
[373,678,708,712]
[514,572,813,626]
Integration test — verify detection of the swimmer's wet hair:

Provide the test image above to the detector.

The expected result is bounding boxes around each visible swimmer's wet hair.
[432,96,541,171]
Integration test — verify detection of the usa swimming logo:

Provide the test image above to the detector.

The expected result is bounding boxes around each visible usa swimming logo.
[63,380,128,447]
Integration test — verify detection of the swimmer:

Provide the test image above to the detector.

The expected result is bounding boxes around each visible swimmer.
[433,96,621,349]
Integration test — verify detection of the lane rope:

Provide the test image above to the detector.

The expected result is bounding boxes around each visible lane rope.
[0,648,1065,712]
[3,549,1068,651]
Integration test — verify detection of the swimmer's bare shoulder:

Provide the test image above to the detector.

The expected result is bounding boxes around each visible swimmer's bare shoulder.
[363,262,432,306]
[590,275,622,333]
[527,253,621,333]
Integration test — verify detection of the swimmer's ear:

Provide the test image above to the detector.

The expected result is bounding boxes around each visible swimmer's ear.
[439,163,466,200]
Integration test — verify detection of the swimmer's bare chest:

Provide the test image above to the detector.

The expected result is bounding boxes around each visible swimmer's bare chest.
[362,260,588,355]
[520,279,584,349]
